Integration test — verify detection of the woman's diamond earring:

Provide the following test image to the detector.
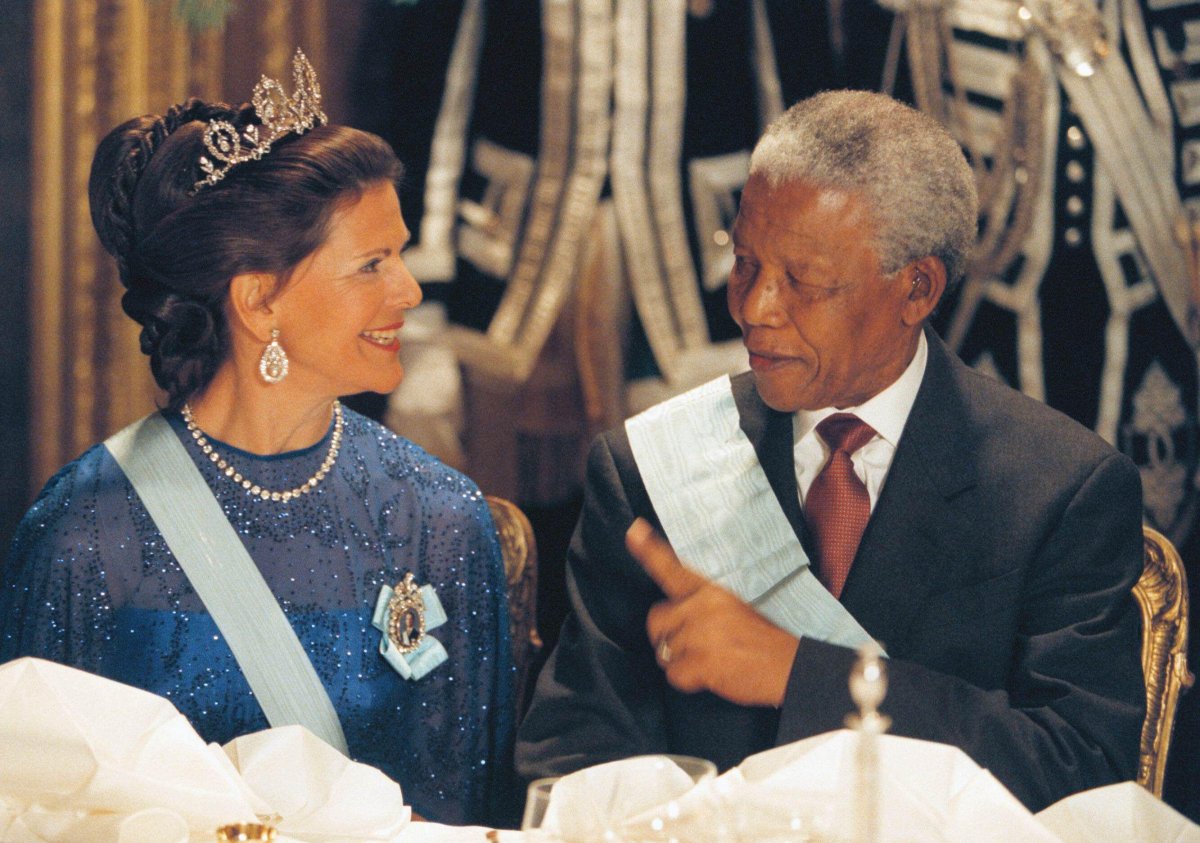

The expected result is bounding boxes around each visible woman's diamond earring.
[259,328,289,383]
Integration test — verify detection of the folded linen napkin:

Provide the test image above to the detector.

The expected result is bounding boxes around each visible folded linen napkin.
[224,725,410,841]
[525,730,1055,842]
[0,658,410,842]
[708,729,1056,843]
[0,656,258,840]
[1036,781,1200,843]
[532,754,709,841]
[513,730,1200,842]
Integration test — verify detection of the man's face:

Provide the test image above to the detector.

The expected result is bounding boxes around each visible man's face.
[728,175,922,413]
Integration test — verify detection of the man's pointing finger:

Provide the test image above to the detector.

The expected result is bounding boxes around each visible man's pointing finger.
[625,517,708,600]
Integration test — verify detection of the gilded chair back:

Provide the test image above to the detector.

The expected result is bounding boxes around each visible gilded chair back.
[1134,526,1194,797]
[486,495,544,714]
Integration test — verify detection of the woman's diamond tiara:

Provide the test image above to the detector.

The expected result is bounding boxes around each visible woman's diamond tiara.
[193,49,327,192]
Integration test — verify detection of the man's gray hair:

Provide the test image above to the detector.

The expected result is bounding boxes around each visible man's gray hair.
[749,90,978,287]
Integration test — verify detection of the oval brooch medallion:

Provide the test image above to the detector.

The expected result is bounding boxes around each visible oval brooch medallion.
[386,572,427,654]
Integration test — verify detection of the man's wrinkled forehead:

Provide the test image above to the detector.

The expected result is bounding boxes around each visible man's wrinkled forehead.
[734,178,865,241]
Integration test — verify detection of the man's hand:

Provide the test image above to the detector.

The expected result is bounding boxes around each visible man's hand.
[626,518,800,708]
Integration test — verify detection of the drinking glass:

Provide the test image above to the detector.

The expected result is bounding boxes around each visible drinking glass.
[520,776,560,839]
[520,754,717,842]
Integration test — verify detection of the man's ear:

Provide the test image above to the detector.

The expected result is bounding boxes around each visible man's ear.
[901,256,946,326]
[227,272,280,342]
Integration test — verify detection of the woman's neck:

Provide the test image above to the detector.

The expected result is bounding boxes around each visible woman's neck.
[184,362,338,456]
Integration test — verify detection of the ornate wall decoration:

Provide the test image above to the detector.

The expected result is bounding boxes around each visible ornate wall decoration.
[897,0,1200,548]
[352,0,852,500]
[1127,361,1193,534]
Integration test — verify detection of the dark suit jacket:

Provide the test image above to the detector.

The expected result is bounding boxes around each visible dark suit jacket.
[515,331,1145,811]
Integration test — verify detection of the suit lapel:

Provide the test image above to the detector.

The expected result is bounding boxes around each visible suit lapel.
[731,372,807,544]
[840,330,979,649]
[731,339,979,652]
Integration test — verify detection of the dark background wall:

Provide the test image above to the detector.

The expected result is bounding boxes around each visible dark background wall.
[0,0,32,554]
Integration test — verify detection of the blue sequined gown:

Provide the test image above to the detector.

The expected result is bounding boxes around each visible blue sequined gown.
[0,408,514,826]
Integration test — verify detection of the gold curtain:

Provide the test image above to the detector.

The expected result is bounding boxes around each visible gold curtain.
[30,0,330,490]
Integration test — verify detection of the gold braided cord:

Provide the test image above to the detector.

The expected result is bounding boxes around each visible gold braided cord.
[409,0,485,282]
[611,0,681,377]
[907,5,1045,283]
[514,0,613,360]
[649,0,707,354]
[970,52,1047,281]
[484,0,576,348]
[459,0,613,384]
[905,4,1052,362]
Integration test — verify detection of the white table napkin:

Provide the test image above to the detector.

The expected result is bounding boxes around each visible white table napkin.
[536,755,702,840]
[0,657,258,841]
[695,729,1056,842]
[1036,781,1200,842]
[224,725,410,842]
[526,731,1200,842]
[0,658,411,842]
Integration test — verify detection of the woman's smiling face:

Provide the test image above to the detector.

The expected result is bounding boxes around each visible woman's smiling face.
[267,181,422,399]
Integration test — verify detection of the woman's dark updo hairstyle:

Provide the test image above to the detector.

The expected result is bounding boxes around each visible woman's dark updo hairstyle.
[88,97,402,410]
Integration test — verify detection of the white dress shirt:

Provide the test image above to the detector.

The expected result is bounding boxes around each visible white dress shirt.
[793,332,928,514]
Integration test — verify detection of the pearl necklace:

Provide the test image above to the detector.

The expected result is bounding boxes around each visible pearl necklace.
[181,400,344,502]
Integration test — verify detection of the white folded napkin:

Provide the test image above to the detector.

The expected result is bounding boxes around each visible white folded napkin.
[1036,781,1200,842]
[224,725,410,841]
[702,730,1056,842]
[518,730,1200,843]
[0,658,411,843]
[520,733,1046,842]
[0,805,193,843]
[0,656,258,841]
[535,755,705,841]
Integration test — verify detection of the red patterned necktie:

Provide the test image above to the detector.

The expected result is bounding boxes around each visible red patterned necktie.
[806,413,877,599]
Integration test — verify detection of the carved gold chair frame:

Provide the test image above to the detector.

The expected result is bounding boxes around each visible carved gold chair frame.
[1135,526,1194,797]
[486,495,544,715]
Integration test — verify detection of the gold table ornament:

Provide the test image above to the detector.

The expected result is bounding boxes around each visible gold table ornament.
[215,823,278,842]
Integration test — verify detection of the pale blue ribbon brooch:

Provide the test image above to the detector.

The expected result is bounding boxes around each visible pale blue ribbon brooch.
[372,572,448,680]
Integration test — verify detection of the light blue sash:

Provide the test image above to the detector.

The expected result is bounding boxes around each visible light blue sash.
[625,375,881,652]
[105,414,350,754]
